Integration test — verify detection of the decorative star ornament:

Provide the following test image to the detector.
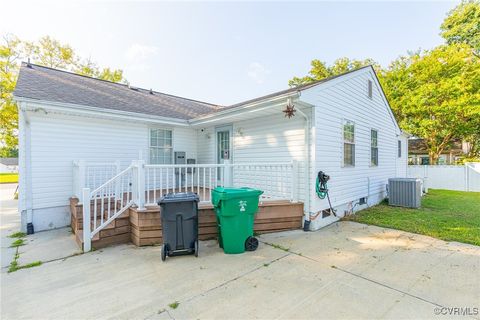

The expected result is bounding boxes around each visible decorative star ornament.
[283,102,296,118]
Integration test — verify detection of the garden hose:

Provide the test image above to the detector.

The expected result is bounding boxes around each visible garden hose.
[315,171,337,217]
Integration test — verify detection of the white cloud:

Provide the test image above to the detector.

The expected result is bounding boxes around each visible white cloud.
[124,44,159,71]
[125,43,158,61]
[247,62,270,84]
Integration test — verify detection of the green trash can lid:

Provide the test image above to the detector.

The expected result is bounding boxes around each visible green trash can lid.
[212,187,263,197]
[212,187,264,207]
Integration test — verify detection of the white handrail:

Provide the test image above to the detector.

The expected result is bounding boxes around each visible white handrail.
[82,165,134,252]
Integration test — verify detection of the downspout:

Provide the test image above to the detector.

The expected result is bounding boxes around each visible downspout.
[292,98,311,225]
[19,104,34,234]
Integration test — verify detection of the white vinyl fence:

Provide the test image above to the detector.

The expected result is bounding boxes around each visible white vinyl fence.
[407,163,480,192]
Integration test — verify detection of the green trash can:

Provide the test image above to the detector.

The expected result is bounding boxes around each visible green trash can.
[212,187,264,254]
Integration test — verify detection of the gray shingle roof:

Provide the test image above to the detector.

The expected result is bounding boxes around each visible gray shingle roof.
[14,63,222,120]
[14,63,372,120]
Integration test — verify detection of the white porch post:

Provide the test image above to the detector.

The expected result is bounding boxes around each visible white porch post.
[224,160,233,187]
[114,160,121,200]
[78,160,86,203]
[82,188,91,252]
[131,160,146,209]
[291,160,299,203]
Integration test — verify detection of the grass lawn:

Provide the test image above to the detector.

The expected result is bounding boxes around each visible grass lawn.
[344,189,480,246]
[0,173,18,184]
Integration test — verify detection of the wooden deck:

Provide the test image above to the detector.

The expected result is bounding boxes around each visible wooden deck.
[70,197,304,250]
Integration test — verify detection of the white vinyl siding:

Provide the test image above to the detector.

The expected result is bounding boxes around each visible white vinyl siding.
[300,69,402,227]
[25,110,197,230]
[195,109,308,204]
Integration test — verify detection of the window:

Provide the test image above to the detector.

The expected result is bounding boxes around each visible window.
[149,129,173,164]
[398,140,402,158]
[367,80,373,99]
[343,120,355,166]
[371,129,378,166]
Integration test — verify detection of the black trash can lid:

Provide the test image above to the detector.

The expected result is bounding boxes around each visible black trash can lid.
[158,192,199,205]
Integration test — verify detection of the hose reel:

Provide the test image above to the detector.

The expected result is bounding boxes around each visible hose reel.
[315,171,337,217]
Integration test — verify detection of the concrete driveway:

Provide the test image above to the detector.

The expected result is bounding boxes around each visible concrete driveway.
[1,213,479,319]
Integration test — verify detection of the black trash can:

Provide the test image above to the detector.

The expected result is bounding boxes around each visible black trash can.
[158,192,200,261]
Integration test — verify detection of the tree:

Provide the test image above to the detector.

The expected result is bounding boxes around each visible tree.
[381,44,480,164]
[440,0,480,56]
[74,58,124,82]
[0,35,23,156]
[0,34,126,153]
[289,57,381,87]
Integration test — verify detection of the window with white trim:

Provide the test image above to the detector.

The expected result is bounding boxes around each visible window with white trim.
[149,129,173,164]
[398,140,402,158]
[343,120,355,167]
[371,129,378,166]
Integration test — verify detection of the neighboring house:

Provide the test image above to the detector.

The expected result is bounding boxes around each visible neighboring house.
[14,62,407,238]
[408,138,469,165]
[0,158,19,173]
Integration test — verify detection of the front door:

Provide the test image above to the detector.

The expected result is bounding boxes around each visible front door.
[215,125,233,184]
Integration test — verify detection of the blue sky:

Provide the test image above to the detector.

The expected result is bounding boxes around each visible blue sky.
[2,1,458,105]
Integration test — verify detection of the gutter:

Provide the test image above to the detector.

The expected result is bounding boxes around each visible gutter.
[189,92,300,126]
[14,97,190,126]
[18,104,34,233]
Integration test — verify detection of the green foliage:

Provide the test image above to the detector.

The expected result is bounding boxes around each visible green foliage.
[8,259,19,273]
[0,146,18,157]
[168,301,180,309]
[21,261,42,269]
[0,34,126,151]
[345,189,480,246]
[289,57,381,87]
[8,231,26,238]
[381,44,480,163]
[10,238,26,247]
[440,0,480,56]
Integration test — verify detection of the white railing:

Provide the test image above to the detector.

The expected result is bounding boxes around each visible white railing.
[73,160,120,203]
[144,160,299,205]
[79,159,300,251]
[82,165,134,252]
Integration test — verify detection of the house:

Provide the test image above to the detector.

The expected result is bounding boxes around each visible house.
[14,62,408,249]
[408,138,469,165]
[0,157,18,173]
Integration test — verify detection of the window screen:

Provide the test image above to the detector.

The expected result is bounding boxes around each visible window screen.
[149,129,173,164]
[371,129,378,166]
[343,120,355,166]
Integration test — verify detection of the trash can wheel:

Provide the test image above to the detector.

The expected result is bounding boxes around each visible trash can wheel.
[161,244,168,262]
[245,236,259,251]
[194,240,199,257]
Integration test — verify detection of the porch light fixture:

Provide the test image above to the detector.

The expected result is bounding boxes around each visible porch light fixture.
[283,98,296,118]
[236,127,244,137]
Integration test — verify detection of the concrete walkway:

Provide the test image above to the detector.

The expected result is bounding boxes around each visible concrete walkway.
[1,219,479,319]
[0,184,81,272]
[0,183,20,270]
